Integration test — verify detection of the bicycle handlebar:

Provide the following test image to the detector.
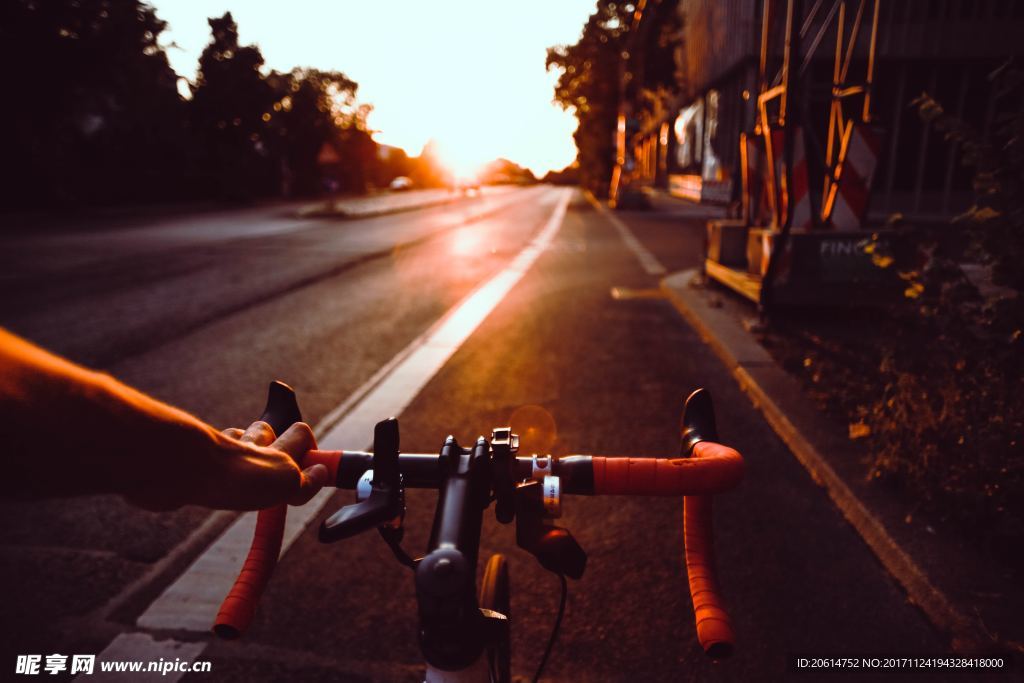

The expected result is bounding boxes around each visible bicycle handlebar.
[590,442,744,495]
[213,382,302,639]
[302,444,742,657]
[213,384,743,662]
[306,446,742,496]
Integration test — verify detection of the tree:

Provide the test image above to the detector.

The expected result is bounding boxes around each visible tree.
[542,163,580,186]
[1,0,188,207]
[190,12,280,200]
[265,68,360,196]
[409,140,451,189]
[546,2,634,197]
[0,4,382,208]
[479,158,537,185]
[372,145,414,189]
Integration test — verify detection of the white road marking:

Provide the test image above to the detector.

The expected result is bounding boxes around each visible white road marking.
[82,188,572,680]
[586,192,667,276]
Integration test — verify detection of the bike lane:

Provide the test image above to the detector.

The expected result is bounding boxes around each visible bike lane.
[193,192,950,681]
[0,188,565,672]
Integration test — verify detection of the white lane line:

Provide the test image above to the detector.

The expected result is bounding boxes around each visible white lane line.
[585,192,667,276]
[81,188,571,679]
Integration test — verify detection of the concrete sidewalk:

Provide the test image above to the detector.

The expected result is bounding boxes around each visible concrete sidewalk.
[661,268,1023,656]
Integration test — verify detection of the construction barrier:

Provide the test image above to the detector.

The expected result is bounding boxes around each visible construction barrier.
[827,123,881,230]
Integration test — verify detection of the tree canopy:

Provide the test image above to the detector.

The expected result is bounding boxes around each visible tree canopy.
[0,2,391,208]
[547,0,683,197]
[546,1,632,197]
[1,0,188,205]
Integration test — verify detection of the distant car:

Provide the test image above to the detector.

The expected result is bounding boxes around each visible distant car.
[389,176,414,191]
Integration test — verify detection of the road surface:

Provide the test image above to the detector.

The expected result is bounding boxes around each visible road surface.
[0,187,952,681]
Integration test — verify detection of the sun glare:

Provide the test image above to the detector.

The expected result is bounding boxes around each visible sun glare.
[155,0,596,176]
[430,136,489,181]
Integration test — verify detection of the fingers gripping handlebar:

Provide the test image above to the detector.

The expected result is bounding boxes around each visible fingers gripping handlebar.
[213,382,302,639]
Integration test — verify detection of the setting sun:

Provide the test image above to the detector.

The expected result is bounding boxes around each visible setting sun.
[154,0,597,176]
[428,135,489,180]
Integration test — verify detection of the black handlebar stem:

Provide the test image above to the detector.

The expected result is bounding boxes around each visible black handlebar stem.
[415,434,495,671]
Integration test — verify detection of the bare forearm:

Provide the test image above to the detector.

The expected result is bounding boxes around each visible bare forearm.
[0,328,323,510]
[0,328,219,498]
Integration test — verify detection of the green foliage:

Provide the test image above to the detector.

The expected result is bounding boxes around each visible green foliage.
[1,0,189,205]
[633,0,684,125]
[478,159,537,185]
[546,1,633,197]
[189,12,280,200]
[265,68,360,196]
[864,64,1024,555]
[542,164,581,185]
[547,1,683,197]
[0,2,381,207]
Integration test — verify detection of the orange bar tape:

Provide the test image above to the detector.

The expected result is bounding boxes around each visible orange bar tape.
[685,494,735,658]
[592,441,742,658]
[213,504,287,639]
[590,441,744,495]
[304,449,343,484]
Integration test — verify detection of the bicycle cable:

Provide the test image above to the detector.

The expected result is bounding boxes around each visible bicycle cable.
[532,573,568,683]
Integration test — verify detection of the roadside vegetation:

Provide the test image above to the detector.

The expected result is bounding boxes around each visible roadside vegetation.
[546,0,681,198]
[1,1,460,208]
[767,65,1024,569]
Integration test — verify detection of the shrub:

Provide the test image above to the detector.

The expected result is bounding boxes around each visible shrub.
[865,63,1024,557]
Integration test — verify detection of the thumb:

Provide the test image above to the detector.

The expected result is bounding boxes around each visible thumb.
[288,463,329,506]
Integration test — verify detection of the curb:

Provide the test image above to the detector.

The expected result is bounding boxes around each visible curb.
[660,268,987,654]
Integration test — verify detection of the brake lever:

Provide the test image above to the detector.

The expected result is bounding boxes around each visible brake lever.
[514,479,586,579]
[318,417,404,542]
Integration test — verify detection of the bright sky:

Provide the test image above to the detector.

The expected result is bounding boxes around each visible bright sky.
[153,0,595,176]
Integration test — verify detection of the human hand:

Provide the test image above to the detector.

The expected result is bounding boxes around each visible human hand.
[127,421,329,511]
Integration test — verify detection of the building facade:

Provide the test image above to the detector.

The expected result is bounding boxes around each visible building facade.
[627,0,1024,223]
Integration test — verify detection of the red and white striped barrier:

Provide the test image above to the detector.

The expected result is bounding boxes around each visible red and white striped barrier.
[790,128,813,231]
[828,123,881,230]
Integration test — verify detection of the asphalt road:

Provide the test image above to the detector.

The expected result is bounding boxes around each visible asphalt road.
[0,187,958,681]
